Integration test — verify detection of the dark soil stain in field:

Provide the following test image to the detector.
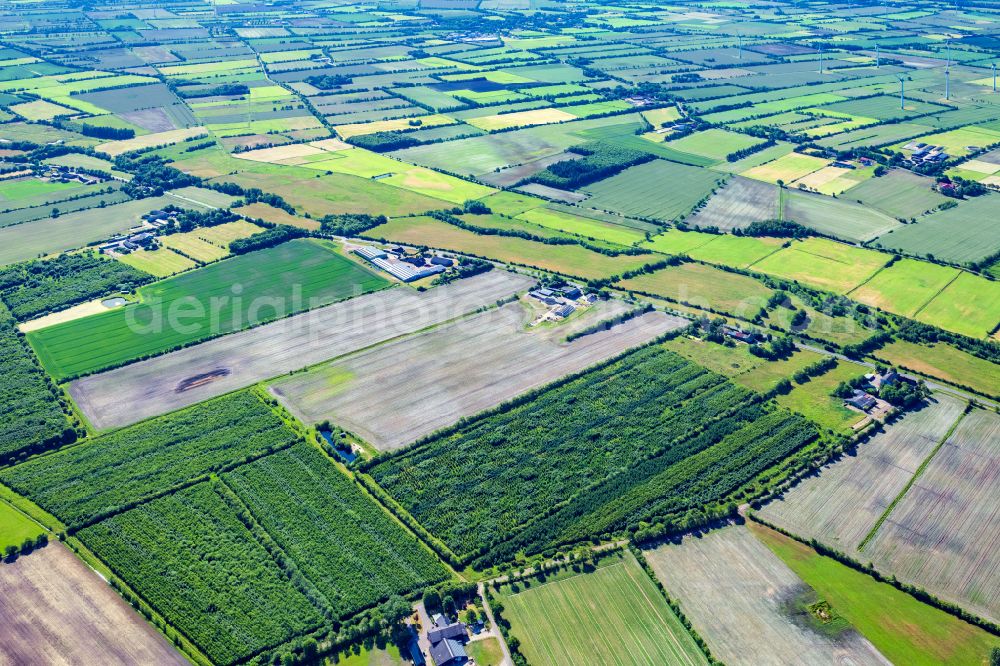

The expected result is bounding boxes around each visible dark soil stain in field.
[175,368,230,393]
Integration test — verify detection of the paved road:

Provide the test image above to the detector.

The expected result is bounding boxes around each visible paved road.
[797,342,999,409]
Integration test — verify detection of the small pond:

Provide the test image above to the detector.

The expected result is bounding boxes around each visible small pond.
[319,430,358,464]
[101,297,128,308]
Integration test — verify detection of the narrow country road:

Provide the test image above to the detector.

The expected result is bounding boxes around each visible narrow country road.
[476,582,514,666]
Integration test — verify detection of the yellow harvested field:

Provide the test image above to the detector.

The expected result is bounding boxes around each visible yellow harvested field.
[641,106,681,126]
[97,127,207,157]
[957,159,1000,175]
[19,297,128,333]
[465,108,577,131]
[234,203,321,230]
[233,143,326,164]
[743,153,830,184]
[791,165,852,191]
[335,114,455,139]
[10,100,77,121]
[192,219,264,246]
[309,137,352,152]
[114,247,197,277]
[160,233,229,263]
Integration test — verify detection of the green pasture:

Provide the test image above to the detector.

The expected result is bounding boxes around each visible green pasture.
[29,240,389,380]
[750,238,891,294]
[498,552,707,666]
[751,523,1000,666]
[0,499,44,552]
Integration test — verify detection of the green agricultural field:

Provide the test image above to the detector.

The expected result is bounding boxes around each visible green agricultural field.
[736,350,825,394]
[478,191,547,217]
[765,294,876,347]
[364,216,656,280]
[516,207,647,245]
[29,240,389,380]
[666,129,766,162]
[874,340,1000,398]
[849,259,960,317]
[496,552,707,666]
[751,238,891,294]
[78,482,324,666]
[0,499,44,552]
[0,178,80,202]
[390,115,649,177]
[581,160,724,222]
[221,444,448,620]
[844,169,949,220]
[617,262,775,318]
[115,247,197,277]
[818,95,948,121]
[0,391,294,528]
[783,192,901,243]
[665,337,823,394]
[456,213,621,248]
[743,153,830,184]
[0,196,209,267]
[664,336,767,376]
[750,522,1000,665]
[914,271,1000,339]
[775,359,867,433]
[641,228,717,256]
[873,195,1000,265]
[368,346,816,565]
[687,235,785,268]
[216,170,450,218]
[160,233,229,263]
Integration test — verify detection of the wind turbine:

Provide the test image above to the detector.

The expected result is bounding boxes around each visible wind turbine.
[944,40,951,101]
[993,62,997,92]
[897,74,905,110]
[875,43,880,68]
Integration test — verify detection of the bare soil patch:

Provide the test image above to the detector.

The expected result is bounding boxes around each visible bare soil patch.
[0,544,186,665]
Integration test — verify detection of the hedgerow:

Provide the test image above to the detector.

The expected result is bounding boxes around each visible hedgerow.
[0,304,74,464]
[222,444,449,621]
[0,391,296,529]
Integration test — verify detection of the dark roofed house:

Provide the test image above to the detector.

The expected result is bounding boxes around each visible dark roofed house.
[429,638,466,666]
[427,619,468,666]
[866,369,900,391]
[560,285,582,299]
[722,325,760,344]
[128,232,156,247]
[428,622,467,644]
[553,304,575,319]
[846,390,876,411]
[430,256,454,267]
